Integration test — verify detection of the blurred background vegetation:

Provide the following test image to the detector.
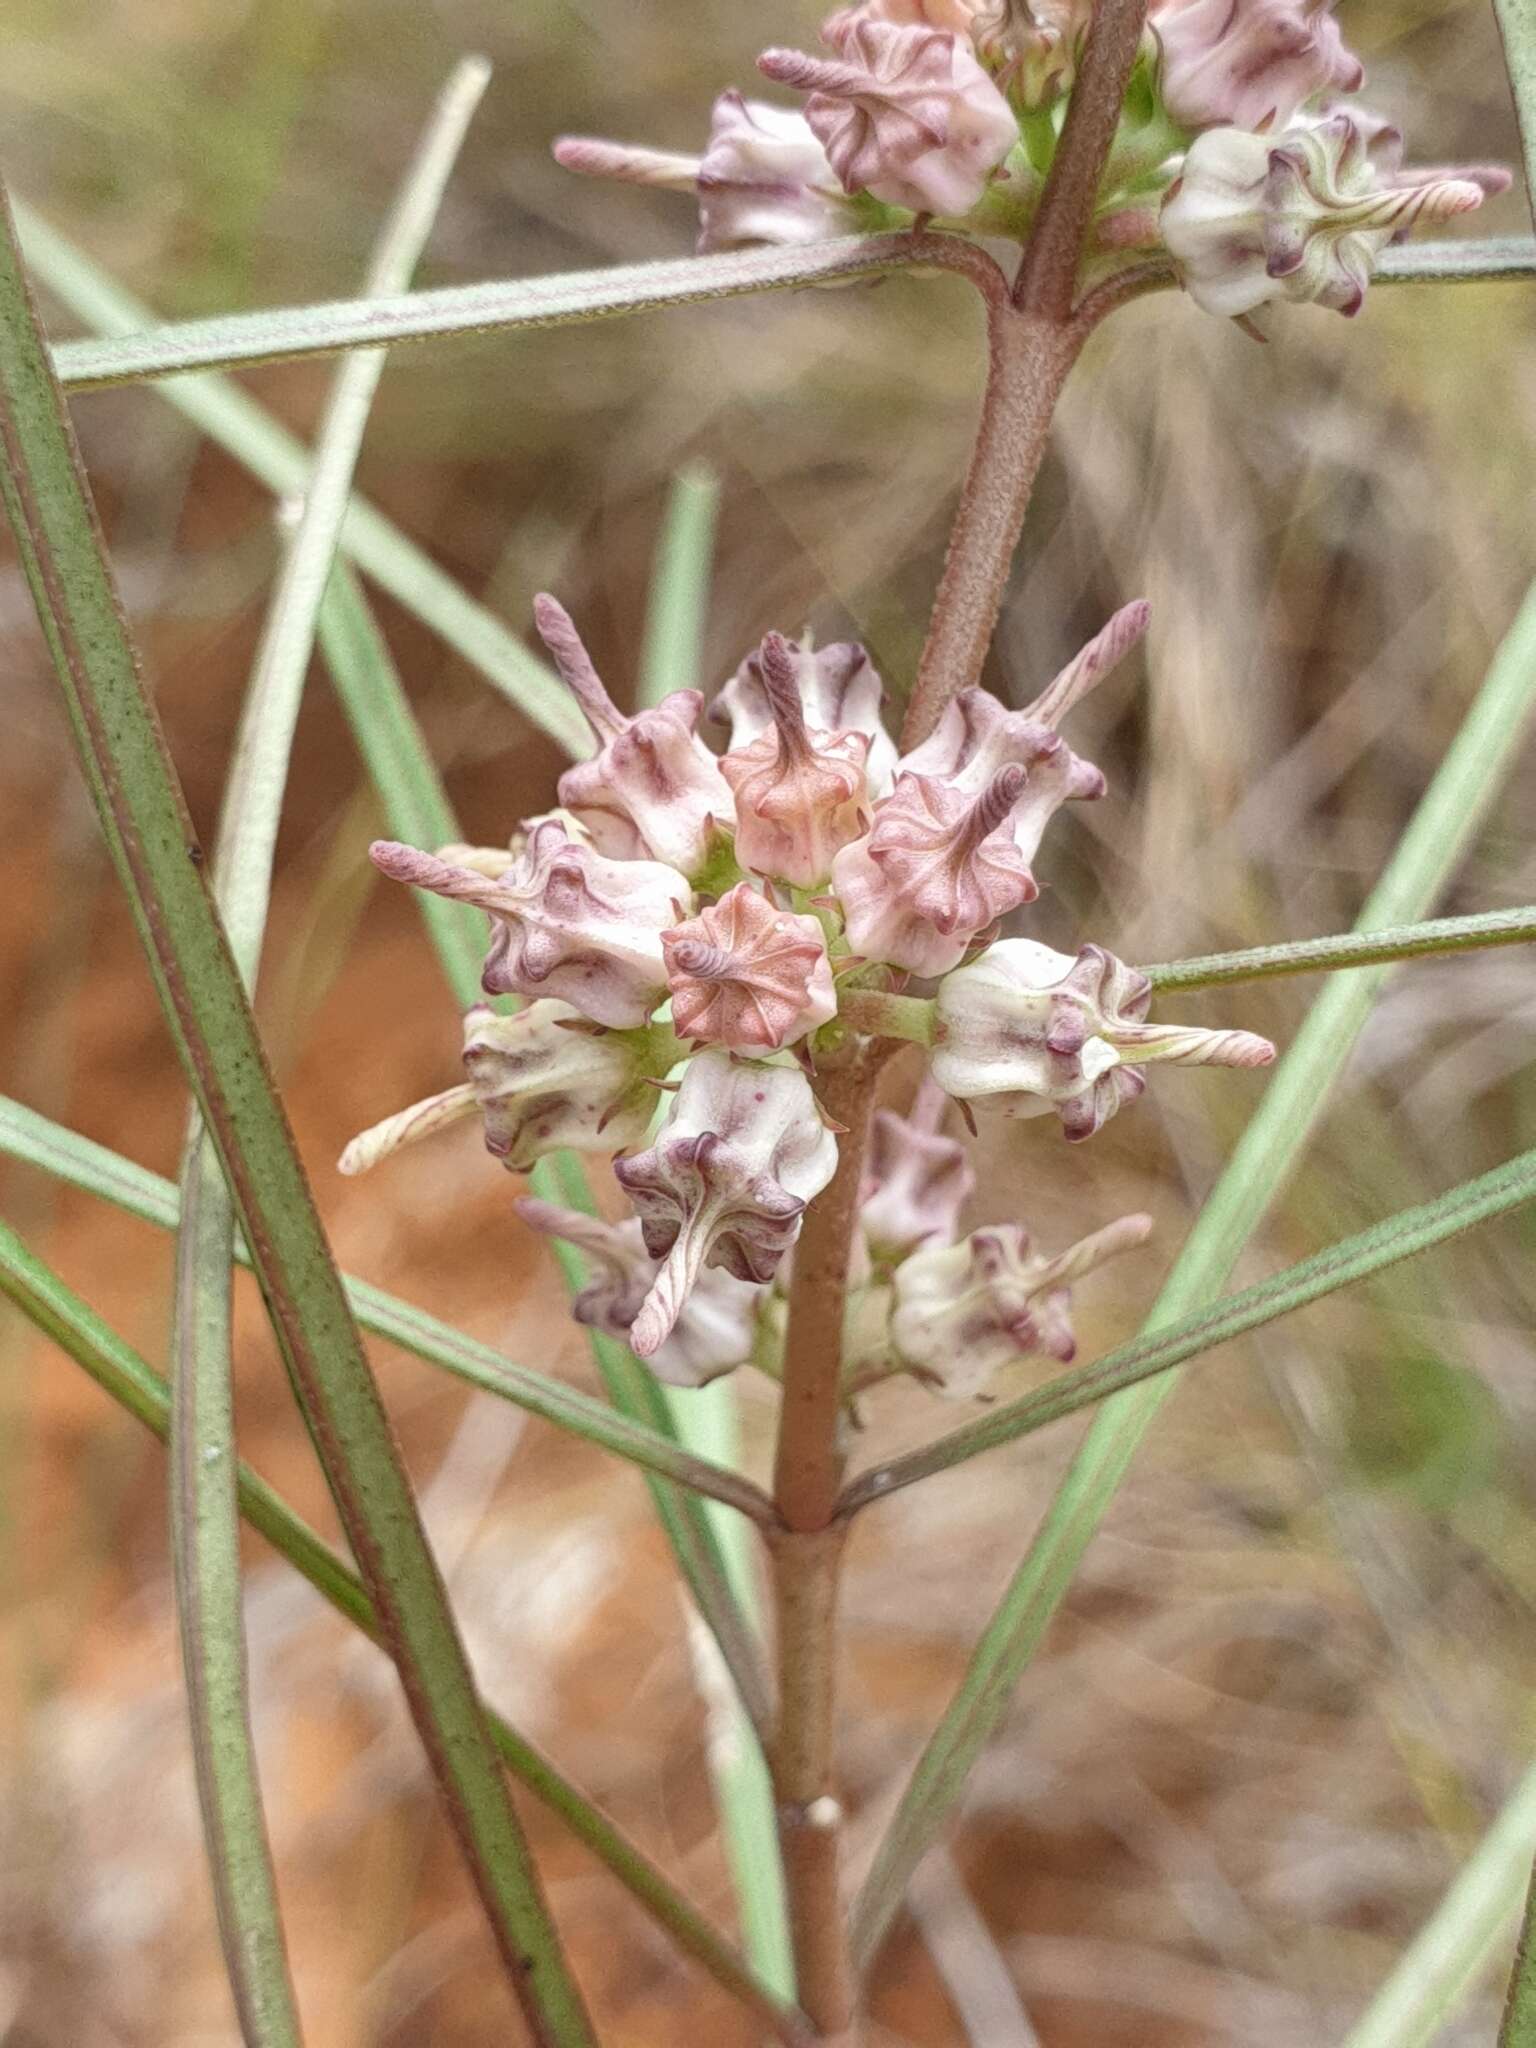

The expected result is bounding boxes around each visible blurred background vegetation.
[3,0,1536,2042]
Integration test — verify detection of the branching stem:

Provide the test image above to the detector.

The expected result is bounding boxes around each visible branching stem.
[772,9,1154,2032]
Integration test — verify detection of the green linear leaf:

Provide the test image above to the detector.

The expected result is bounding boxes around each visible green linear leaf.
[850,569,1536,1973]
[1494,0,1536,217]
[171,1120,302,2048]
[639,466,721,708]
[32,233,1536,394]
[0,1094,771,1521]
[316,558,775,1736]
[47,234,959,389]
[172,67,488,2048]
[1376,236,1536,283]
[0,180,596,2045]
[638,469,792,1989]
[13,202,590,758]
[1143,905,1536,991]
[1341,1757,1536,2048]
[844,1145,1536,1504]
[0,1219,811,2048]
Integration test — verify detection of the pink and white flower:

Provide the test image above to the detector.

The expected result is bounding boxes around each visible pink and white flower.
[537,595,735,878]
[663,883,837,1053]
[338,999,660,1177]
[932,939,1275,1139]
[719,632,873,886]
[759,17,1018,216]
[892,1213,1152,1396]
[614,1051,839,1356]
[516,1198,764,1387]
[370,826,686,1030]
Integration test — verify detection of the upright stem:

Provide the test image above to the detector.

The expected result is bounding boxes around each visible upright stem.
[1015,0,1152,321]
[771,9,1155,2027]
[769,1058,876,2035]
[900,307,1080,750]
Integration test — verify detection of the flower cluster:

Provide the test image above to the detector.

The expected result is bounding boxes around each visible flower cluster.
[343,594,1274,1398]
[553,0,1505,324]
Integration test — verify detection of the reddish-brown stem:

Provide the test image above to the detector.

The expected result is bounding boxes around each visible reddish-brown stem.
[899,303,1081,751]
[1015,0,1153,321]
[770,20,1155,2027]
[768,1056,878,2035]
[771,1522,855,2035]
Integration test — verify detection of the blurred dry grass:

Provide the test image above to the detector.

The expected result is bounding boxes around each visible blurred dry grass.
[2,0,1536,2042]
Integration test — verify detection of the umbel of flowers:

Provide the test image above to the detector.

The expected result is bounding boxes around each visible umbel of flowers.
[552,0,1507,325]
[343,597,1274,1397]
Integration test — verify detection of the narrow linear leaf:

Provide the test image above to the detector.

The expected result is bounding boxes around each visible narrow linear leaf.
[669,1383,796,1998]
[1375,236,1536,282]
[1340,1757,1536,2048]
[171,1120,302,2048]
[47,234,973,390]
[851,571,1536,1971]
[639,466,721,708]
[1494,0,1536,215]
[0,1220,811,2048]
[636,468,792,1985]
[0,179,595,2045]
[172,65,493,2043]
[317,560,775,1735]
[1143,905,1536,991]
[13,202,589,757]
[1502,1864,1536,2046]
[844,1145,1536,1504]
[172,65,493,2048]
[0,1093,772,1521]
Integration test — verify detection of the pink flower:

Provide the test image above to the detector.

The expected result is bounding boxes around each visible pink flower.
[719,632,873,886]
[892,1213,1152,1397]
[831,764,1035,978]
[827,0,983,36]
[759,18,1018,217]
[897,601,1149,865]
[1161,113,1499,319]
[614,1051,839,1355]
[932,939,1275,1139]
[369,826,686,1030]
[1149,0,1363,134]
[662,883,836,1053]
[553,91,861,253]
[536,595,735,879]
[515,1198,764,1387]
[338,999,660,1177]
[712,633,898,794]
[860,1083,976,1264]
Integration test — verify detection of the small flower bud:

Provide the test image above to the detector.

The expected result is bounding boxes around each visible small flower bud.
[614,1051,839,1356]
[536,595,735,878]
[861,1085,976,1264]
[1149,0,1363,135]
[719,632,873,886]
[370,826,687,1030]
[1161,114,1494,320]
[932,939,1276,1139]
[514,1199,763,1387]
[831,764,1035,978]
[554,92,865,253]
[712,634,899,795]
[892,1213,1152,1398]
[339,999,660,1178]
[662,883,836,1052]
[972,0,1090,108]
[760,19,1018,218]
